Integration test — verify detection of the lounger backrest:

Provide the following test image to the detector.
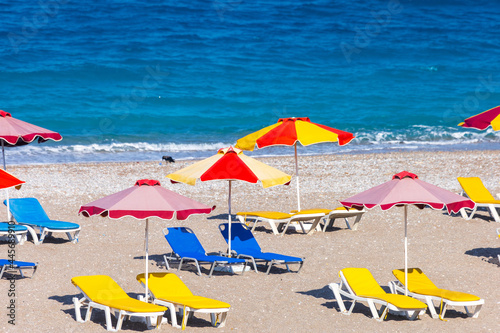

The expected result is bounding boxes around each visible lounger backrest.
[457,177,496,203]
[164,227,206,256]
[219,223,261,253]
[392,268,438,292]
[71,275,129,301]
[137,272,193,298]
[4,198,50,222]
[341,268,386,296]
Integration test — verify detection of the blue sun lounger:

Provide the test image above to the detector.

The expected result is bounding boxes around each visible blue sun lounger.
[0,259,38,279]
[163,227,247,277]
[219,223,304,274]
[4,198,80,245]
[0,222,28,245]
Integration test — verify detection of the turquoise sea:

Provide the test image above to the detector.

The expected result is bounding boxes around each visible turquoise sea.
[1,0,499,164]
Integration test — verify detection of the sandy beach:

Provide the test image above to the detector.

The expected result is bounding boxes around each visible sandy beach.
[1,150,499,332]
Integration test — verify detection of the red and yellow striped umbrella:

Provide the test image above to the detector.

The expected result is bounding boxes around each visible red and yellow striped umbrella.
[236,117,354,150]
[166,146,291,253]
[458,105,500,131]
[236,117,354,211]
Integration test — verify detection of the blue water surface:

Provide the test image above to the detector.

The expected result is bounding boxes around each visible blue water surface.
[0,0,499,164]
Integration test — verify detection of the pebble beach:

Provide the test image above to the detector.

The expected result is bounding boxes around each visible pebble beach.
[1,150,499,332]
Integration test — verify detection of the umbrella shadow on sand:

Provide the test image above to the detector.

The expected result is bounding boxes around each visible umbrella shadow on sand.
[465,247,500,266]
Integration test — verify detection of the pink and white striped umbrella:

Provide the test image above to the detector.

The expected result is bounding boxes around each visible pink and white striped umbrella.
[79,179,214,300]
[340,171,475,295]
[0,110,62,169]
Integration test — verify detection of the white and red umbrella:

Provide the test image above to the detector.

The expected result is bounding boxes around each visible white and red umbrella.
[340,171,475,295]
[0,110,62,220]
[79,179,214,300]
[0,110,62,169]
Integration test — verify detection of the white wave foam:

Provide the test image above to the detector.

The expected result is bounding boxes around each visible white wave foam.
[29,141,231,154]
[2,127,499,165]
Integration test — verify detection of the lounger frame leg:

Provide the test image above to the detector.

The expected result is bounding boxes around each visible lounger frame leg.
[464,304,483,318]
[38,227,49,244]
[68,230,80,243]
[163,254,170,270]
[73,297,87,323]
[367,300,388,322]
[488,204,500,222]
[208,262,216,278]
[460,207,477,221]
[237,254,258,273]
[350,214,363,230]
[24,225,41,245]
[297,261,304,273]
[210,312,227,327]
[329,283,350,314]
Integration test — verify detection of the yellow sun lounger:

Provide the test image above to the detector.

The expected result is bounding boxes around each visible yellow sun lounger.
[389,268,484,319]
[457,177,500,222]
[71,275,167,331]
[137,272,230,329]
[329,268,427,321]
[236,211,325,236]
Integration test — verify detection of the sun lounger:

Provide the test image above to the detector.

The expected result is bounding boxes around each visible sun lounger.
[291,207,367,231]
[236,211,325,236]
[322,207,367,231]
[0,222,28,244]
[71,275,167,331]
[4,198,81,245]
[0,259,37,279]
[163,227,247,277]
[389,268,484,319]
[457,177,500,222]
[137,272,230,329]
[219,223,304,274]
[329,268,427,321]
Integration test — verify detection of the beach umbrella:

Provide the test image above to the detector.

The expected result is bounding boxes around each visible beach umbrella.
[166,146,291,253]
[78,179,214,300]
[0,110,62,221]
[0,110,63,170]
[340,171,475,295]
[235,117,354,211]
[458,105,500,131]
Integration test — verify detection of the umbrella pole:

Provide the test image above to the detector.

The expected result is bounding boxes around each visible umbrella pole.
[295,142,300,212]
[228,180,232,255]
[2,141,11,222]
[145,218,149,302]
[2,140,5,170]
[404,205,408,296]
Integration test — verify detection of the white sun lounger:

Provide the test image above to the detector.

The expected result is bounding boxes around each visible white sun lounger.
[236,211,325,236]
